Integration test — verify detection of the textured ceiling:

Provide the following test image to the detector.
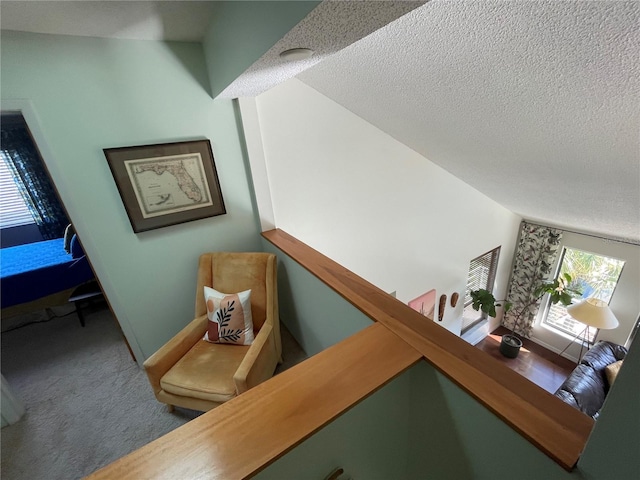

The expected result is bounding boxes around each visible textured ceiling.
[298,0,640,244]
[218,1,425,98]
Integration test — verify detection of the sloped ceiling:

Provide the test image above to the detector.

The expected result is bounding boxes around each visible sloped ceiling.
[2,1,639,243]
[217,1,425,98]
[297,1,640,244]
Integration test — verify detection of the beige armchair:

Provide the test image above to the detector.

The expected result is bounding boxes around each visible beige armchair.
[143,252,281,412]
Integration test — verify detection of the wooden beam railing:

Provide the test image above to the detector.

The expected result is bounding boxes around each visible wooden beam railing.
[89,228,593,478]
[87,322,421,479]
[261,229,594,471]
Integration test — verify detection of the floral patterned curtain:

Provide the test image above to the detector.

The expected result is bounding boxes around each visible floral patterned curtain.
[502,221,563,337]
[1,117,69,240]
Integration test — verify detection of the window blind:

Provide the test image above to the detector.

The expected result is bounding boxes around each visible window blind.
[461,247,501,332]
[0,151,35,228]
[464,248,500,306]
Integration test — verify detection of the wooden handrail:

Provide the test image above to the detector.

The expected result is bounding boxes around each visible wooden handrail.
[262,228,594,471]
[87,323,421,479]
[89,228,593,478]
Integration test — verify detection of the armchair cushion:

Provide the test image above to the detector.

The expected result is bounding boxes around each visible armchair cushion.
[161,340,250,403]
[203,286,254,345]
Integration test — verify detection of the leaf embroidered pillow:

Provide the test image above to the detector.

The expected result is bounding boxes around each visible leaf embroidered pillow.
[203,286,254,345]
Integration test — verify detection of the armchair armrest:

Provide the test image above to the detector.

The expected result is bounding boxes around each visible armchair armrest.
[233,322,278,394]
[143,314,208,395]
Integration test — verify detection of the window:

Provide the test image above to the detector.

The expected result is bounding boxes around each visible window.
[0,150,34,228]
[541,247,625,343]
[1,113,69,242]
[461,246,501,332]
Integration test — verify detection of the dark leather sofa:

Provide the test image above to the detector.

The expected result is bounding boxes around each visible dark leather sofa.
[554,340,627,419]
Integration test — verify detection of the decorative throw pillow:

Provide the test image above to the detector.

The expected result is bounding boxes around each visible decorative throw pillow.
[203,286,254,345]
[605,360,623,387]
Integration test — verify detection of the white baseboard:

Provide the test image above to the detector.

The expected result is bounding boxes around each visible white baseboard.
[1,374,25,427]
[527,336,579,364]
[461,320,490,346]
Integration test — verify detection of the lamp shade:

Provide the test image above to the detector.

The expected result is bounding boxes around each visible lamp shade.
[566,298,619,330]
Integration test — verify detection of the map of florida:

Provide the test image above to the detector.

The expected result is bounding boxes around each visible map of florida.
[134,161,203,203]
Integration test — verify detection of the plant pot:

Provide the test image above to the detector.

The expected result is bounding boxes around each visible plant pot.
[500,334,523,358]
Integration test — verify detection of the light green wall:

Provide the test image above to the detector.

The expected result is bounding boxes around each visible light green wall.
[255,366,412,480]
[423,370,577,479]
[406,362,474,478]
[406,361,589,479]
[0,31,261,359]
[203,1,320,98]
[262,239,372,356]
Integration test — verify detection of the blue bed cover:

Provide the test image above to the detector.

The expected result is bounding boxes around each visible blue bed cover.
[1,238,94,309]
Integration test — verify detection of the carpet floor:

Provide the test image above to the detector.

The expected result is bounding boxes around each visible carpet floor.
[1,303,307,480]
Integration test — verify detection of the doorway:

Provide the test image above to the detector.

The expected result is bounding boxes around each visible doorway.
[0,110,135,360]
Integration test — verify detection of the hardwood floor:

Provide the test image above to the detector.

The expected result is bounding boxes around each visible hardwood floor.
[476,326,576,394]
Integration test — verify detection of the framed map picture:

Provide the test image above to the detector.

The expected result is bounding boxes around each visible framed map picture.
[104,139,225,233]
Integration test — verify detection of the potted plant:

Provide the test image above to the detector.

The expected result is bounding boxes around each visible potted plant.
[470,273,580,358]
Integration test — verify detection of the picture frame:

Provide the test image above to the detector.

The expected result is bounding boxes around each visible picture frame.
[408,289,436,318]
[104,139,225,233]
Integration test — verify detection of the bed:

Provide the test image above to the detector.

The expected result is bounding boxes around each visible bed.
[1,237,95,319]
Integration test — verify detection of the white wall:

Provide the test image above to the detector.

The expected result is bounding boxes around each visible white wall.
[245,78,521,336]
